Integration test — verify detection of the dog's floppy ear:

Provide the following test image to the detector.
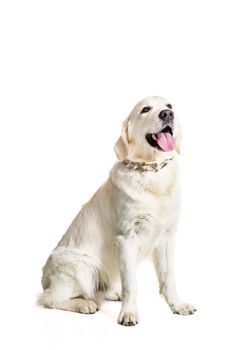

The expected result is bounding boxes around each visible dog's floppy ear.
[114,117,130,160]
[175,122,182,154]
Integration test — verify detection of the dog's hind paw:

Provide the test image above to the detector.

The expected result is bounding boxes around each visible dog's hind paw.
[105,292,122,301]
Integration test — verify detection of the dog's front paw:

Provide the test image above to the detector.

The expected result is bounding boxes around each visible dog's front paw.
[118,311,138,326]
[170,303,197,315]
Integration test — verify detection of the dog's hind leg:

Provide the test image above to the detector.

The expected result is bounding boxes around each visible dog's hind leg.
[38,277,99,314]
[38,250,104,314]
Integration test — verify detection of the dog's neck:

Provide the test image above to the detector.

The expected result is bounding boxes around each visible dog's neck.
[122,157,174,173]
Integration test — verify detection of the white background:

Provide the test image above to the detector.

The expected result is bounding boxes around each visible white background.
[0,0,233,349]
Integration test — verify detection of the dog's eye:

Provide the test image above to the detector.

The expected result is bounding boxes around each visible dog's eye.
[166,104,173,109]
[141,106,151,114]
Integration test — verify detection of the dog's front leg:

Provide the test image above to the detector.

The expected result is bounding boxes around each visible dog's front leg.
[115,235,139,326]
[153,231,196,315]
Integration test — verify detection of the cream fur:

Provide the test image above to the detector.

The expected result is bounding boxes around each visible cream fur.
[38,96,195,326]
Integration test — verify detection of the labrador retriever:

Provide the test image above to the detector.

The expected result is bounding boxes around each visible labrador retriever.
[38,96,196,326]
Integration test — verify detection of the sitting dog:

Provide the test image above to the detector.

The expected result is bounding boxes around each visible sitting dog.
[39,96,196,326]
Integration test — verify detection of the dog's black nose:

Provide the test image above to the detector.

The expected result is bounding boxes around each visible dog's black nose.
[159,109,174,123]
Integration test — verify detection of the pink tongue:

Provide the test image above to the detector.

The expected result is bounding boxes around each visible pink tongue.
[157,132,176,151]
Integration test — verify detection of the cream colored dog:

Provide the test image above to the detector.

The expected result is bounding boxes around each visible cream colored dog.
[39,96,196,326]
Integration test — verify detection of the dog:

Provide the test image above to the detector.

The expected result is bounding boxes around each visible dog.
[38,96,196,326]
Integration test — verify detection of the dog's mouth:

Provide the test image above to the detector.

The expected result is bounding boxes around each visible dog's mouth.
[145,126,176,152]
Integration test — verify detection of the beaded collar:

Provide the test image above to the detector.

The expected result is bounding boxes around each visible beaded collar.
[123,157,174,172]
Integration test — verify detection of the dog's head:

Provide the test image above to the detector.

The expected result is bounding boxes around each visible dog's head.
[114,96,182,162]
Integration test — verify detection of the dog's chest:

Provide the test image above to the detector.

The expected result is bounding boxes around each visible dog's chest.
[132,185,178,236]
[130,175,179,257]
[111,164,180,246]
